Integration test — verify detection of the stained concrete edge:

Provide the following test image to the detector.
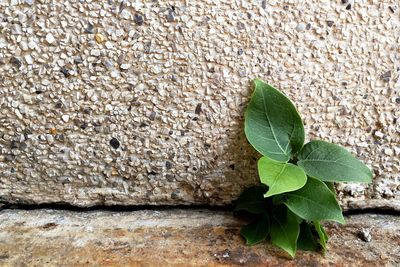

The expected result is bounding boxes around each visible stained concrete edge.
[0,209,399,266]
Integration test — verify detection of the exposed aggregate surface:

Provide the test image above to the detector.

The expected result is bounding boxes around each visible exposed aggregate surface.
[0,0,399,208]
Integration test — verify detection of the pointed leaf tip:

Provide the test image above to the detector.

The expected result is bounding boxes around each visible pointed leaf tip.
[245,79,304,162]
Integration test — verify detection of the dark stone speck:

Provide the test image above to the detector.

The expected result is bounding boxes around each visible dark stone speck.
[149,111,156,121]
[4,154,15,162]
[326,20,334,27]
[306,23,311,30]
[60,67,71,78]
[165,161,172,169]
[346,4,352,10]
[84,23,94,34]
[144,41,152,53]
[134,14,144,26]
[55,134,64,141]
[10,141,19,149]
[19,142,27,150]
[237,21,245,30]
[10,57,21,68]
[195,103,202,114]
[395,97,400,104]
[55,101,63,109]
[166,8,174,22]
[166,174,174,182]
[109,138,120,149]
[381,71,391,82]
[74,57,83,64]
[261,0,266,9]
[80,122,88,129]
[171,191,180,200]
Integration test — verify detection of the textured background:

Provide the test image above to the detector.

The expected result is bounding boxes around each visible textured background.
[0,0,399,209]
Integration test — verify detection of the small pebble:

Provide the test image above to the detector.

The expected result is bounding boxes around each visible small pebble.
[195,103,202,114]
[381,71,391,82]
[374,131,384,138]
[134,14,144,26]
[91,49,101,56]
[10,57,21,68]
[11,24,22,35]
[62,115,70,122]
[327,20,334,27]
[149,111,156,121]
[166,9,175,22]
[296,23,306,32]
[120,9,131,20]
[46,33,55,44]
[95,33,105,43]
[165,161,173,169]
[28,41,37,50]
[120,63,131,70]
[74,57,83,64]
[84,23,94,34]
[109,138,120,149]
[24,55,33,65]
[60,68,71,78]
[357,228,372,242]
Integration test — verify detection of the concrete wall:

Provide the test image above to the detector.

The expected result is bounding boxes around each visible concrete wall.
[0,0,399,209]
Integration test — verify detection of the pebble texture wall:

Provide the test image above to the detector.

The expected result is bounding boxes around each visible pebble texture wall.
[0,0,399,209]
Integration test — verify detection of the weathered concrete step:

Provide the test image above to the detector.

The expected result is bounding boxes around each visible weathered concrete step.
[0,209,399,266]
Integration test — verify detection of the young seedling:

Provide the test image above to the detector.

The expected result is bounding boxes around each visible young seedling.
[235,79,372,258]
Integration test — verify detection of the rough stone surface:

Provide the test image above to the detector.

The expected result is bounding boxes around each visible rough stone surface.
[0,209,399,266]
[0,0,399,208]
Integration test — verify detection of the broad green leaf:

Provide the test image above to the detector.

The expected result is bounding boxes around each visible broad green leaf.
[258,156,307,197]
[282,177,345,224]
[235,186,268,214]
[240,214,270,245]
[313,221,329,251]
[244,79,305,162]
[325,182,335,193]
[270,207,300,258]
[297,221,318,251]
[297,140,373,183]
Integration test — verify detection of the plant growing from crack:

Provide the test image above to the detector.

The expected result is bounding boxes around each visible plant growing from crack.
[235,79,372,258]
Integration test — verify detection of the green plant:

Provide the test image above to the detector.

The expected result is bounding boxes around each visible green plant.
[235,79,372,258]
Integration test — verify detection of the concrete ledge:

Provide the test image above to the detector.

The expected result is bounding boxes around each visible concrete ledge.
[0,209,399,266]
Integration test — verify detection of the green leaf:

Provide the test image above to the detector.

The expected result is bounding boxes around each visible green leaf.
[313,221,329,251]
[270,207,300,258]
[297,221,318,251]
[235,186,268,214]
[297,140,373,183]
[258,156,307,197]
[325,182,335,193]
[282,177,345,224]
[240,214,270,245]
[244,79,305,162]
